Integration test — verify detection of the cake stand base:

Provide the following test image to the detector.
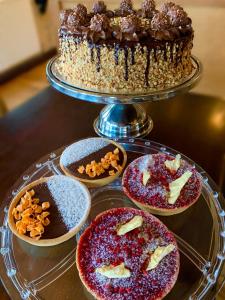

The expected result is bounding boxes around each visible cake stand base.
[93,104,153,138]
[47,55,202,139]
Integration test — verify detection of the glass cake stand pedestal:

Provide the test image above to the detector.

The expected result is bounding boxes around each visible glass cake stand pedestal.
[46,56,202,139]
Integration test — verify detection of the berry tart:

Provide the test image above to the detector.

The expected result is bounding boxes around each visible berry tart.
[76,207,179,300]
[57,0,194,93]
[8,175,91,246]
[60,137,127,187]
[122,153,202,216]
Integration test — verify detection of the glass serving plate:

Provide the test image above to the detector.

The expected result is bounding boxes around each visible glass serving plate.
[0,139,225,300]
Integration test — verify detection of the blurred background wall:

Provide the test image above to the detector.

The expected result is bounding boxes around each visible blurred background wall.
[0,0,57,76]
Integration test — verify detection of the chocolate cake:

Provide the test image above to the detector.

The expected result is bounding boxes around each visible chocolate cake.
[122,153,202,215]
[76,207,180,300]
[57,0,194,93]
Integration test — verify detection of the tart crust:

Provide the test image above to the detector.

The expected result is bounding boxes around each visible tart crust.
[76,207,180,300]
[8,176,91,247]
[122,154,202,216]
[60,138,127,187]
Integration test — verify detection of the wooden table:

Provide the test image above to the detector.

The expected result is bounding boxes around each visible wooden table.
[0,87,225,299]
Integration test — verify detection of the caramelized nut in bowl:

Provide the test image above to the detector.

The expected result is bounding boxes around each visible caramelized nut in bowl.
[8,175,91,247]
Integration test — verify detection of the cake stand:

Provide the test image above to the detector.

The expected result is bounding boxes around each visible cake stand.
[46,56,202,139]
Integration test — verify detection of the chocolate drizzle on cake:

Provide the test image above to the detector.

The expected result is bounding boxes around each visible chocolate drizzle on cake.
[61,35,190,82]
[163,48,167,61]
[131,47,135,65]
[170,43,174,62]
[145,48,151,86]
[88,43,101,71]
[114,44,120,65]
[96,46,101,72]
[153,47,158,61]
[89,44,94,62]
[124,47,129,81]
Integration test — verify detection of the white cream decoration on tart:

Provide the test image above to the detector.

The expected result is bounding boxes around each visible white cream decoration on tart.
[117,215,143,236]
[142,170,151,186]
[96,262,131,279]
[165,154,181,173]
[168,170,192,204]
[147,244,176,271]
[122,153,202,216]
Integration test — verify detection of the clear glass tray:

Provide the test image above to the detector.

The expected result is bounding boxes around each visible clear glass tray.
[0,139,225,300]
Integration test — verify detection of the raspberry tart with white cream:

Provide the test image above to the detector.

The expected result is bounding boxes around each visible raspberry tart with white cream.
[122,153,202,215]
[76,207,179,300]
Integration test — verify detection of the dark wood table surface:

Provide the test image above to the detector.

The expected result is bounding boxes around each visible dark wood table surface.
[0,87,225,299]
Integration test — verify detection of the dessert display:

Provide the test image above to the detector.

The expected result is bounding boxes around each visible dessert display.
[3,138,225,300]
[57,0,194,93]
[122,153,202,215]
[76,207,180,300]
[8,175,91,246]
[60,137,127,187]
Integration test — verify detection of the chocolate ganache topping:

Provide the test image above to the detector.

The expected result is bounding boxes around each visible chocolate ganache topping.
[67,12,85,27]
[150,11,181,40]
[60,9,73,25]
[166,4,191,26]
[81,14,111,43]
[151,12,170,30]
[120,0,133,11]
[59,0,193,42]
[65,4,88,30]
[73,3,88,18]
[160,1,177,13]
[121,15,140,33]
[90,14,110,32]
[141,0,156,18]
[93,1,107,14]
[115,0,134,17]
[115,14,142,41]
